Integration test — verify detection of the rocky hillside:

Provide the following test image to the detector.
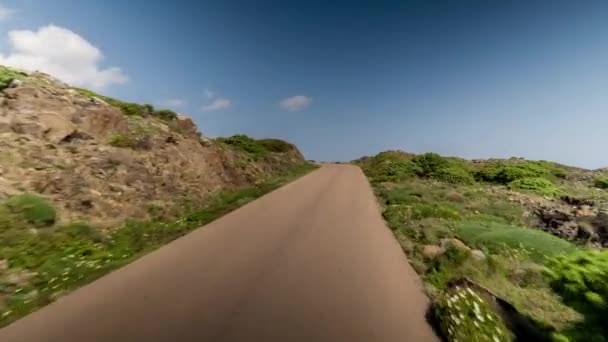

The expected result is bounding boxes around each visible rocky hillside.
[0,66,305,227]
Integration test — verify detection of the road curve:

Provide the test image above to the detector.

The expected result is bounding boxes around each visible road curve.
[0,164,439,342]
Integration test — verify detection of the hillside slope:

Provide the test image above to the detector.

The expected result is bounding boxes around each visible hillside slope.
[0,66,304,226]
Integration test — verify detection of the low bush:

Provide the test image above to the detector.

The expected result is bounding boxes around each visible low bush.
[508,177,559,196]
[216,135,294,161]
[474,160,548,185]
[4,193,56,227]
[412,153,475,184]
[367,159,421,183]
[593,175,608,189]
[433,166,476,184]
[256,139,293,153]
[153,109,178,121]
[413,153,449,177]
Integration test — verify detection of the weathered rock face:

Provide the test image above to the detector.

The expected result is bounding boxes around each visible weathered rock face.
[0,69,305,227]
[529,194,608,247]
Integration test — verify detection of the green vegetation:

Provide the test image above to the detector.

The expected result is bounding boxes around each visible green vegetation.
[4,193,56,227]
[215,134,294,161]
[508,177,560,196]
[593,175,608,189]
[545,250,608,341]
[357,152,592,341]
[0,162,317,326]
[0,66,26,90]
[453,221,576,261]
[108,116,161,149]
[74,88,178,122]
[412,153,475,184]
[474,160,549,184]
[434,286,512,341]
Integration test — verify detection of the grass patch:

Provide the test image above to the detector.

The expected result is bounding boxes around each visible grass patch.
[4,194,56,227]
[0,162,317,326]
[453,221,576,261]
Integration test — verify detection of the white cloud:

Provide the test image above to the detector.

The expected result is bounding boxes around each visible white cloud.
[159,98,186,107]
[204,88,215,99]
[202,98,231,112]
[0,25,128,90]
[0,3,15,21]
[280,95,312,111]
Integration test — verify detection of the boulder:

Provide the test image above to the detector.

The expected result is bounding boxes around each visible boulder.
[440,238,470,252]
[471,249,486,260]
[422,245,443,259]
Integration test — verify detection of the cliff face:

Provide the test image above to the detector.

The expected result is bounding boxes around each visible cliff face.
[0,67,304,227]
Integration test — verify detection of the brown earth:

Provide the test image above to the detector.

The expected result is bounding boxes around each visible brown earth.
[0,164,438,342]
[0,69,303,227]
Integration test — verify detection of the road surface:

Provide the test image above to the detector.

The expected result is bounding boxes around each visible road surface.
[0,164,439,341]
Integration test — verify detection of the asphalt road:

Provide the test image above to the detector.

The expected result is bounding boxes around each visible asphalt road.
[0,164,439,342]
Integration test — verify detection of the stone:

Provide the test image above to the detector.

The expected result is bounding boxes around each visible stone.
[440,238,470,252]
[422,245,443,259]
[471,249,486,260]
[445,191,465,203]
[8,79,22,88]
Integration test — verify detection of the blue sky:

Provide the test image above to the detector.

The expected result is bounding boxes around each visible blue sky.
[1,1,608,168]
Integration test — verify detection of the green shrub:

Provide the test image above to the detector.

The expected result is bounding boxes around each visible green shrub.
[216,135,293,160]
[0,67,26,90]
[475,161,548,184]
[453,221,576,261]
[4,193,57,227]
[433,166,476,184]
[257,139,293,153]
[594,176,608,189]
[108,132,152,150]
[545,250,608,340]
[411,153,475,184]
[367,159,421,183]
[434,287,512,342]
[109,134,135,148]
[413,153,449,177]
[153,109,178,121]
[508,177,559,196]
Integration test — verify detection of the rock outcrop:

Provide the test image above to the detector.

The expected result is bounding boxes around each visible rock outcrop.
[0,67,305,227]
